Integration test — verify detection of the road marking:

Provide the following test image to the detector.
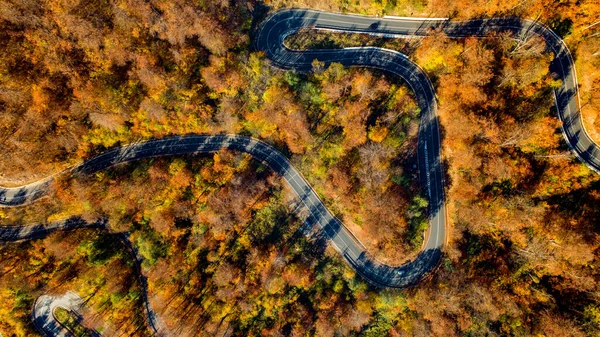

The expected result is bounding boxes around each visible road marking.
[4,9,597,291]
[383,15,449,21]
[424,142,432,199]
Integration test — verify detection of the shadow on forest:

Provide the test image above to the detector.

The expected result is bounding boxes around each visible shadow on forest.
[537,179,600,243]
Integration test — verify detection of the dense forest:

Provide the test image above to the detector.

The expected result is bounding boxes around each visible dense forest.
[1,0,600,336]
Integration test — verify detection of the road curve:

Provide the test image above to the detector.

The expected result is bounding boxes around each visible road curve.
[256,8,599,172]
[0,216,165,336]
[1,134,439,287]
[1,9,598,292]
[32,292,100,337]
[254,8,600,280]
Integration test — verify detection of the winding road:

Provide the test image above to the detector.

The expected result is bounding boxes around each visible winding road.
[32,292,100,337]
[0,7,598,335]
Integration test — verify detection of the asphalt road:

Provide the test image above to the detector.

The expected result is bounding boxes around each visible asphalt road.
[253,9,599,285]
[0,217,163,337]
[1,135,439,287]
[115,232,167,336]
[32,292,100,337]
[1,9,597,292]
